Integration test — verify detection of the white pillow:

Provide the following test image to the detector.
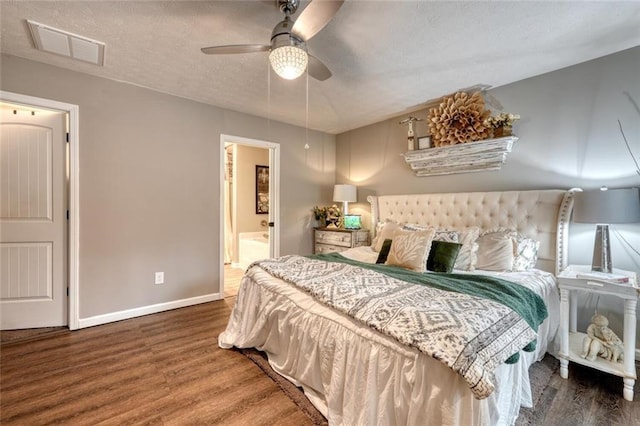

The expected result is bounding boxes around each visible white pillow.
[385,228,436,272]
[374,222,401,252]
[370,221,385,249]
[475,230,517,271]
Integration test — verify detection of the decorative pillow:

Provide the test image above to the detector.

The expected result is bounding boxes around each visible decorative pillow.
[512,236,540,271]
[427,241,463,273]
[376,239,393,264]
[453,227,480,271]
[374,222,401,252]
[402,223,429,232]
[434,229,460,243]
[385,229,435,272]
[370,221,386,248]
[403,224,460,243]
[475,230,517,271]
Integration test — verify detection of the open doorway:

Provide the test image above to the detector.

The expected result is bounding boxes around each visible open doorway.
[219,134,279,299]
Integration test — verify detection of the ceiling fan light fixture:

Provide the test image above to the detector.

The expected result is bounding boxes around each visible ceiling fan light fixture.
[269,45,308,80]
[200,0,343,81]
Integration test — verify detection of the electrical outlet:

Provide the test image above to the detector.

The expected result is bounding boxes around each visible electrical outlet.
[155,272,164,285]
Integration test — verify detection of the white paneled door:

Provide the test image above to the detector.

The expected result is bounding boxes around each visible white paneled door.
[0,105,67,329]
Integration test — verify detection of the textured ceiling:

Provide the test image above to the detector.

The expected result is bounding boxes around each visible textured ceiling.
[1,1,639,134]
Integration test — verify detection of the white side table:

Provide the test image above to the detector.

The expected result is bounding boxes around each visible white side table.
[557,265,639,401]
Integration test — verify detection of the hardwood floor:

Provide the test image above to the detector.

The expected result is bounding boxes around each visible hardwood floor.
[518,357,640,425]
[0,299,314,425]
[224,264,245,298]
[1,299,638,425]
[0,267,243,344]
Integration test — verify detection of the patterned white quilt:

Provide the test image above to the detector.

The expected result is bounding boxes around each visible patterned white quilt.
[253,255,540,399]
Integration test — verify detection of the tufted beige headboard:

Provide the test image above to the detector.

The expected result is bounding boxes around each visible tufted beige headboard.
[367,190,577,275]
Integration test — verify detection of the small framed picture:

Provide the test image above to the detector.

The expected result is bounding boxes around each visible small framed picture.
[417,135,432,150]
[255,165,269,214]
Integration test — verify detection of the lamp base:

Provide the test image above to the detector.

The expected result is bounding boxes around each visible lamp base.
[591,224,612,273]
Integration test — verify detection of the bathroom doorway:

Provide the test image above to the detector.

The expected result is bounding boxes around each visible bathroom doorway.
[220,135,280,298]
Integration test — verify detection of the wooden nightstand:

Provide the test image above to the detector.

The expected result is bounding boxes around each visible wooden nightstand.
[557,265,639,401]
[314,227,369,254]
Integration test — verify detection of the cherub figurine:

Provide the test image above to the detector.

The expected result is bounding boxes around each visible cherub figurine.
[580,314,624,363]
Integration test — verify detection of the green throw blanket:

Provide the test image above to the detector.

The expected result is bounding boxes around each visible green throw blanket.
[308,252,548,363]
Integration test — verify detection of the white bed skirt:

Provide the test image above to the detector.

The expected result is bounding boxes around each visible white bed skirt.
[219,265,558,425]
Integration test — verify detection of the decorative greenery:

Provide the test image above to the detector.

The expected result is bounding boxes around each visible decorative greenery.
[484,112,521,129]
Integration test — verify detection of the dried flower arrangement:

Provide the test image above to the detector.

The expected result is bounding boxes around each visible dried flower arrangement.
[428,91,490,147]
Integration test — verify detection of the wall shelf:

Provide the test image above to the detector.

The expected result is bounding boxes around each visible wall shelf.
[402,136,518,177]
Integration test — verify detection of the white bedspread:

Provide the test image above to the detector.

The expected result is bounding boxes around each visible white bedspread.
[219,247,560,426]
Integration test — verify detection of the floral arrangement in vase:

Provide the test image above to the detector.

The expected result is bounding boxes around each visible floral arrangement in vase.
[484,112,521,137]
[313,204,343,228]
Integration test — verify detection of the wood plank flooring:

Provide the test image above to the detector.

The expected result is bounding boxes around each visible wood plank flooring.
[224,264,245,298]
[0,299,314,425]
[1,298,639,425]
[518,357,640,425]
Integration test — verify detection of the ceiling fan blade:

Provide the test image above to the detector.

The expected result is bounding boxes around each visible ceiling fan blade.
[291,0,344,41]
[201,44,270,55]
[308,54,331,81]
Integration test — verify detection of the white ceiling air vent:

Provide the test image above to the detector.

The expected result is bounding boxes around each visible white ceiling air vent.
[27,20,105,66]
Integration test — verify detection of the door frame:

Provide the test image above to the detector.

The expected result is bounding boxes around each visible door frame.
[0,90,80,330]
[219,134,280,298]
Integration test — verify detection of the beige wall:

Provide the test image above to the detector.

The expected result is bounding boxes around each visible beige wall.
[336,46,640,347]
[233,145,269,263]
[0,54,335,320]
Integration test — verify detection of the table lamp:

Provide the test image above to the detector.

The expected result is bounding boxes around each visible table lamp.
[333,184,357,215]
[573,187,640,273]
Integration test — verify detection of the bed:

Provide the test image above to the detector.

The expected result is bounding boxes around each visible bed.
[219,189,576,425]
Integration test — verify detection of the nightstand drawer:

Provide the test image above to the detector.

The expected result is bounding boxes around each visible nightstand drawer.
[315,243,348,254]
[313,228,370,254]
[315,230,353,247]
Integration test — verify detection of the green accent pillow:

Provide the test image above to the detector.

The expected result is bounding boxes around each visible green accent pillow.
[427,240,463,273]
[376,239,393,264]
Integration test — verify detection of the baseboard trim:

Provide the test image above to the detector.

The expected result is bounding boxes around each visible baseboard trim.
[77,293,221,329]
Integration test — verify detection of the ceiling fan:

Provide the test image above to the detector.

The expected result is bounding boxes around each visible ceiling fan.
[201,0,343,81]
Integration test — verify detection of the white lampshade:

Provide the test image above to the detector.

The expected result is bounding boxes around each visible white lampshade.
[269,46,308,80]
[573,187,640,273]
[333,184,357,203]
[333,184,357,215]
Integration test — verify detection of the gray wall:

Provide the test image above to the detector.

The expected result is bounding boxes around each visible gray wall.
[336,46,640,348]
[1,54,335,319]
